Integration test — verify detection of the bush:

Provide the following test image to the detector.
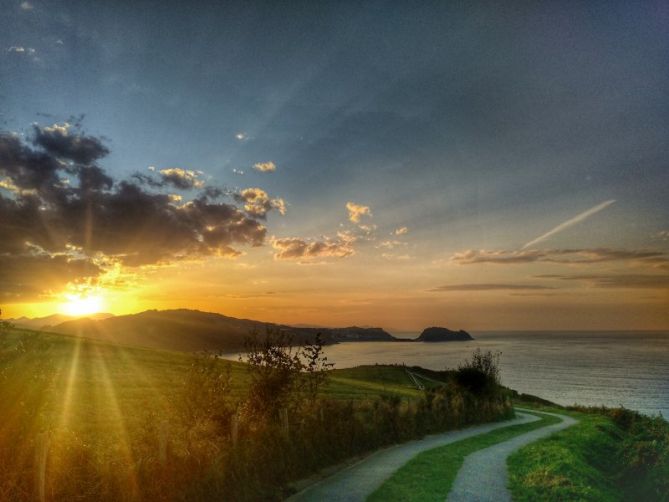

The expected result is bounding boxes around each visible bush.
[454,367,489,393]
[455,349,501,395]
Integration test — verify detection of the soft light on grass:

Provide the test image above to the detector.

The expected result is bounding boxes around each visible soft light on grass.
[0,328,513,500]
[369,410,560,502]
[507,411,621,501]
[0,329,420,434]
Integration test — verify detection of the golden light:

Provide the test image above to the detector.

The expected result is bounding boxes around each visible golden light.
[60,294,105,317]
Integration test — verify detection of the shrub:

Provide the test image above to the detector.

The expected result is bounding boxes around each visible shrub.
[455,349,501,395]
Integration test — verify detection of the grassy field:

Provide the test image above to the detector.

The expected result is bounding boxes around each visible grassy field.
[0,328,421,433]
[3,326,512,500]
[369,410,560,501]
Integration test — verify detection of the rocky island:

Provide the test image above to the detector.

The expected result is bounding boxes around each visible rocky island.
[415,326,474,342]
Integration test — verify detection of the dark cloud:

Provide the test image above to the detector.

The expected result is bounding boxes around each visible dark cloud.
[451,248,669,266]
[132,168,205,190]
[0,254,100,302]
[32,123,109,164]
[536,274,669,290]
[0,123,271,301]
[430,283,555,292]
[158,167,204,190]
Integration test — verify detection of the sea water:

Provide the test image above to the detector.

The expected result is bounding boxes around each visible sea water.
[318,331,669,418]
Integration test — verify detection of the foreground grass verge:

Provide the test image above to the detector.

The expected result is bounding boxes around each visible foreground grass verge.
[369,410,560,502]
[508,411,619,501]
[508,405,669,501]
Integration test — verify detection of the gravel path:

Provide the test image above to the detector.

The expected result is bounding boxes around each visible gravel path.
[288,412,540,502]
[446,409,578,502]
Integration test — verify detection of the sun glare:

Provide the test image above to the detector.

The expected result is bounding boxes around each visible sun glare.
[60,294,104,317]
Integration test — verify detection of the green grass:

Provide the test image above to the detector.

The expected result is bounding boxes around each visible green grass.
[508,411,620,501]
[327,365,424,398]
[369,410,560,501]
[507,404,669,501]
[0,328,421,434]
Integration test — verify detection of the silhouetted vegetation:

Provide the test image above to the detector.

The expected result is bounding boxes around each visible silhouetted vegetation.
[454,349,501,394]
[0,327,513,500]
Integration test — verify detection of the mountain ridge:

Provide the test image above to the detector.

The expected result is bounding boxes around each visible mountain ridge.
[48,308,397,352]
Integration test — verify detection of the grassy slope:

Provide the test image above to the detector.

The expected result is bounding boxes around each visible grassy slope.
[508,409,620,501]
[507,403,669,502]
[0,328,420,434]
[369,411,560,502]
[327,365,424,399]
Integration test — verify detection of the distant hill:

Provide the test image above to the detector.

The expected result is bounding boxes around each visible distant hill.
[415,327,473,342]
[10,313,114,331]
[49,309,396,353]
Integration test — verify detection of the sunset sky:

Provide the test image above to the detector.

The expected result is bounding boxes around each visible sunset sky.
[1,1,668,330]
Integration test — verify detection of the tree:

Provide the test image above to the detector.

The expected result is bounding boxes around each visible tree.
[241,329,333,419]
[301,333,334,401]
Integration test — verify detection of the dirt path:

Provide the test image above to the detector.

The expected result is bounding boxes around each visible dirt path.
[446,409,578,502]
[287,412,540,502]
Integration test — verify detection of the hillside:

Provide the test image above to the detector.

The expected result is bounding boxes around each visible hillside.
[49,308,396,352]
[10,312,114,330]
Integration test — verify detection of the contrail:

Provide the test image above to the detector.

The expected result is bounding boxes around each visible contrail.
[522,199,616,249]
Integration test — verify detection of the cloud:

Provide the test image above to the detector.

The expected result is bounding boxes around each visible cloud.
[158,167,205,189]
[0,124,273,301]
[234,187,286,218]
[382,253,411,261]
[7,46,36,55]
[20,1,33,10]
[33,123,109,164]
[537,274,669,290]
[271,234,355,261]
[0,253,101,302]
[253,161,276,172]
[346,201,371,223]
[392,226,408,236]
[451,248,669,267]
[430,283,556,292]
[653,230,669,242]
[522,200,616,249]
[336,230,357,244]
[377,240,405,249]
[357,223,377,236]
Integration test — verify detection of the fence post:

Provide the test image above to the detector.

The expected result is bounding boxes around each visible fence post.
[35,431,49,502]
[231,413,239,448]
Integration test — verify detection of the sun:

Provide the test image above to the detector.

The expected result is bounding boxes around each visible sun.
[60,294,105,317]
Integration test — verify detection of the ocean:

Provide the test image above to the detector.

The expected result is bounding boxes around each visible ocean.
[317,331,669,418]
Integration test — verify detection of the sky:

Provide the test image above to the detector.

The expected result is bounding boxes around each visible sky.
[1,0,668,330]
